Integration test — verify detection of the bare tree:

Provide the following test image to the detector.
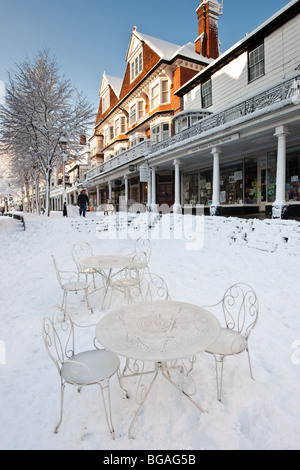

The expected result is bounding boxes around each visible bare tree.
[0,50,94,215]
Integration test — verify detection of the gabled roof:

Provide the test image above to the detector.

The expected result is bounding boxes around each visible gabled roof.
[99,72,123,98]
[176,0,300,96]
[127,28,212,65]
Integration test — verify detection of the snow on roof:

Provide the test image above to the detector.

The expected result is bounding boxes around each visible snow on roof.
[133,29,211,64]
[176,0,300,95]
[102,72,123,98]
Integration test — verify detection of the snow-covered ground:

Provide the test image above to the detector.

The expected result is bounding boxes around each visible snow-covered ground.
[0,211,300,450]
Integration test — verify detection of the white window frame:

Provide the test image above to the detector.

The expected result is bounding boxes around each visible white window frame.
[201,79,212,109]
[114,115,126,137]
[150,78,170,111]
[129,100,144,126]
[150,121,171,143]
[130,49,143,82]
[248,43,265,82]
[102,90,110,113]
[103,125,114,146]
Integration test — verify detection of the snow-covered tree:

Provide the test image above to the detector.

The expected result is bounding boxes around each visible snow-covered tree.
[0,50,94,215]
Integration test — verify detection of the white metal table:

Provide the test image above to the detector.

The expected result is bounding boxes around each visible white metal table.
[96,300,221,437]
[79,255,133,309]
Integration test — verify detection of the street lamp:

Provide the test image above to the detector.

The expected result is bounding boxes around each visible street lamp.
[58,136,68,217]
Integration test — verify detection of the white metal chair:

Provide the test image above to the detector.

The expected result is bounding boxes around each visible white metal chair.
[42,306,127,439]
[72,241,101,289]
[52,255,93,314]
[127,238,152,276]
[108,252,147,308]
[204,283,259,402]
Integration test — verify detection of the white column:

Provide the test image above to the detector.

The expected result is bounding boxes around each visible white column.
[108,181,112,202]
[96,186,100,207]
[151,166,159,212]
[273,125,289,219]
[124,175,129,212]
[211,146,222,216]
[173,159,182,214]
[147,176,152,211]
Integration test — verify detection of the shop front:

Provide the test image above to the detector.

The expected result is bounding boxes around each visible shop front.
[182,149,300,217]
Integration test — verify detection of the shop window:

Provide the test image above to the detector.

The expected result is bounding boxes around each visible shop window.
[183,172,199,205]
[286,147,300,201]
[244,158,258,204]
[220,161,243,205]
[248,43,265,82]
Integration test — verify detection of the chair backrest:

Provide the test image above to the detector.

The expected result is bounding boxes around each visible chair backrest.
[52,255,63,287]
[134,238,152,262]
[221,283,258,339]
[72,242,93,267]
[143,273,171,302]
[43,306,75,374]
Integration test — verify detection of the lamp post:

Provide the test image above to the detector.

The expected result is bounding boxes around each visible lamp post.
[58,136,68,217]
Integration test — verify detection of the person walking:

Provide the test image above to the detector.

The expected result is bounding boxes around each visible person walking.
[77,190,89,217]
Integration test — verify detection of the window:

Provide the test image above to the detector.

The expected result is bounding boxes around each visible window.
[104,125,114,146]
[161,79,169,104]
[151,83,160,110]
[150,79,170,110]
[129,101,144,126]
[130,104,137,125]
[102,90,110,113]
[114,116,126,137]
[130,50,143,82]
[201,79,212,108]
[151,123,171,142]
[249,44,265,82]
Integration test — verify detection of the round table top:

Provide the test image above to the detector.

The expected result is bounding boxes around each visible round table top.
[96,300,221,362]
[79,255,133,270]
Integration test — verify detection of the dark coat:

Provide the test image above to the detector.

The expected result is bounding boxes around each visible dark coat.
[77,193,89,206]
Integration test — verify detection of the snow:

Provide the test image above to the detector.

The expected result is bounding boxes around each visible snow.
[0,211,300,451]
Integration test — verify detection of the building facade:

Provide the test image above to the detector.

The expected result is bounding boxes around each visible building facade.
[52,0,300,219]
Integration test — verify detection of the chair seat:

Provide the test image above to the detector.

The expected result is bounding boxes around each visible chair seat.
[113,278,140,288]
[206,328,248,356]
[61,349,120,385]
[79,267,98,275]
[62,280,90,291]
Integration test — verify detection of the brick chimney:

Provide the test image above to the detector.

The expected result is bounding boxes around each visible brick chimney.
[195,0,222,59]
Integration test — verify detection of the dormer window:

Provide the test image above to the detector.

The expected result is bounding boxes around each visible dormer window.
[130,50,143,82]
[102,90,110,113]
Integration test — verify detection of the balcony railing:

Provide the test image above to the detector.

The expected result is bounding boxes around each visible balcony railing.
[82,75,300,183]
[148,75,300,155]
[83,139,153,181]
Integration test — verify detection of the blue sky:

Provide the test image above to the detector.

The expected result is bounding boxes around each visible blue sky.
[0,0,290,111]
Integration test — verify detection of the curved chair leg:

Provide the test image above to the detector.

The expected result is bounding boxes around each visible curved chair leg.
[246,347,255,380]
[98,378,115,440]
[213,354,225,402]
[54,379,65,433]
[84,288,93,314]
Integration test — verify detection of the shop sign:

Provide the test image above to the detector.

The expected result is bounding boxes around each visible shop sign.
[139,165,151,182]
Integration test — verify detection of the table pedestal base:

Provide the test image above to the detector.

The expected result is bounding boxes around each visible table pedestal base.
[122,360,205,439]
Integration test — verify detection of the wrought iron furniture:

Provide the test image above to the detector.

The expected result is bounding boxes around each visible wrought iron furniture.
[52,255,93,314]
[78,254,133,310]
[72,241,100,289]
[42,306,126,439]
[204,283,259,402]
[127,238,152,277]
[96,300,221,438]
